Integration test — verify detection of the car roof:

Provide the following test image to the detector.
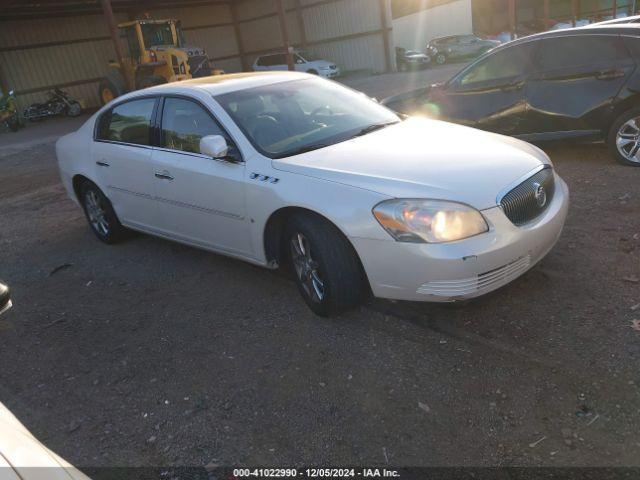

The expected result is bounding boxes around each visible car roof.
[115,71,312,102]
[590,14,640,26]
[501,23,640,49]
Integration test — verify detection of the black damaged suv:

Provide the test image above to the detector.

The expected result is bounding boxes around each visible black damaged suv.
[384,25,640,166]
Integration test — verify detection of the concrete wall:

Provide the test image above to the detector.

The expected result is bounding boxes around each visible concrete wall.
[392,0,472,51]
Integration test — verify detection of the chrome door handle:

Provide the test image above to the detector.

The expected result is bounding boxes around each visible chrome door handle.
[154,171,174,181]
[96,161,110,167]
[596,70,625,81]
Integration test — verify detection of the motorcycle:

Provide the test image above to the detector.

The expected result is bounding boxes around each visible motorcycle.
[23,88,82,122]
[0,90,21,132]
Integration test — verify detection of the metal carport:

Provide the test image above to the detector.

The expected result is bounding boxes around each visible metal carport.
[0,0,393,110]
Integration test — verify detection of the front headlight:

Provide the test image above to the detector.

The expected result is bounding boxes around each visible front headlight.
[373,199,488,243]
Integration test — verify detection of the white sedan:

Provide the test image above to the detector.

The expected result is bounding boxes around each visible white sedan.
[56,72,569,316]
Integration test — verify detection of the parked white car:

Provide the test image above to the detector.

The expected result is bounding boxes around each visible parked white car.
[56,72,569,316]
[253,52,340,78]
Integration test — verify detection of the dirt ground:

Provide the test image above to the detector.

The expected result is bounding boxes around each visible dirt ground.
[0,68,639,470]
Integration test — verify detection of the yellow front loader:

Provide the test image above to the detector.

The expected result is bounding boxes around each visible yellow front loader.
[99,18,224,105]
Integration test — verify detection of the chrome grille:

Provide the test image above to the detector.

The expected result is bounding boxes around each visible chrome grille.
[417,255,531,297]
[500,167,555,226]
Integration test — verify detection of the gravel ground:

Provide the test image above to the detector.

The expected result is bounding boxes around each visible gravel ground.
[0,67,639,470]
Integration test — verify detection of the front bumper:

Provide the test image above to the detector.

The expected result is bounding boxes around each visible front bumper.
[351,174,569,302]
[320,68,340,78]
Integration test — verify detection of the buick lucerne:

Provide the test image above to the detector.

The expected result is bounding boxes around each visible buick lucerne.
[56,72,569,316]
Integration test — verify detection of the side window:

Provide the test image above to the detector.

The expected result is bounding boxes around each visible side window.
[538,36,628,71]
[271,54,286,65]
[161,97,234,155]
[261,55,278,66]
[96,98,156,146]
[119,26,141,61]
[458,43,535,87]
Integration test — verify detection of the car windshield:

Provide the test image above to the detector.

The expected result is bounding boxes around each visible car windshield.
[142,23,175,47]
[215,78,400,158]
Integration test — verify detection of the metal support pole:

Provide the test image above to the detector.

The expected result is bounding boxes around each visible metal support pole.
[571,0,578,26]
[275,0,294,71]
[294,0,307,51]
[508,0,516,40]
[100,0,134,91]
[0,62,9,95]
[230,1,247,71]
[379,0,392,72]
[612,0,617,18]
[543,0,550,28]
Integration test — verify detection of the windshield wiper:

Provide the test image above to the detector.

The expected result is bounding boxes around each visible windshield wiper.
[351,121,399,138]
[279,143,330,157]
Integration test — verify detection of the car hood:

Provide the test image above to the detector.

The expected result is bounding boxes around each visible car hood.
[272,118,550,210]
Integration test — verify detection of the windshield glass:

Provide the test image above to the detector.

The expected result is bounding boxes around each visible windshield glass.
[141,23,175,47]
[215,78,399,158]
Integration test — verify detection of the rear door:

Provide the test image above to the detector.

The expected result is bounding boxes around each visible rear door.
[523,34,635,138]
[93,97,161,229]
[431,42,538,135]
[150,96,252,255]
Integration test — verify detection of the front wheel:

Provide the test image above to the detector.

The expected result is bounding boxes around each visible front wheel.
[80,182,128,244]
[285,214,366,317]
[608,107,640,166]
[435,53,447,65]
[65,101,82,117]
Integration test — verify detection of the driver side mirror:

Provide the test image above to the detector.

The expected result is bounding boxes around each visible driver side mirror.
[200,135,229,158]
[0,280,12,316]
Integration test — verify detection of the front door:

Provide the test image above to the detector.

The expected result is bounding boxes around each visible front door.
[524,34,635,138]
[431,42,538,135]
[93,96,161,229]
[150,96,253,256]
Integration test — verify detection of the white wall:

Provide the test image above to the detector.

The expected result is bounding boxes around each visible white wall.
[392,0,473,51]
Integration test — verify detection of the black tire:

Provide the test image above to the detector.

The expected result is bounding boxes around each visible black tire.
[435,53,447,65]
[79,181,128,244]
[307,69,319,75]
[607,107,640,167]
[284,213,366,316]
[65,101,82,117]
[7,117,19,132]
[98,70,125,105]
[137,75,167,90]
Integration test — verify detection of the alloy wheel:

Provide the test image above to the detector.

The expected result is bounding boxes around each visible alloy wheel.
[85,190,110,237]
[290,232,325,303]
[616,117,640,164]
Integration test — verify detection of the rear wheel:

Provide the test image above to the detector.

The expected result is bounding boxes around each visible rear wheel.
[284,213,366,317]
[608,107,640,166]
[435,53,447,65]
[80,182,128,244]
[307,69,319,75]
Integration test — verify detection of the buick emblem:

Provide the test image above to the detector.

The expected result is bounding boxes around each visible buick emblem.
[533,182,547,208]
